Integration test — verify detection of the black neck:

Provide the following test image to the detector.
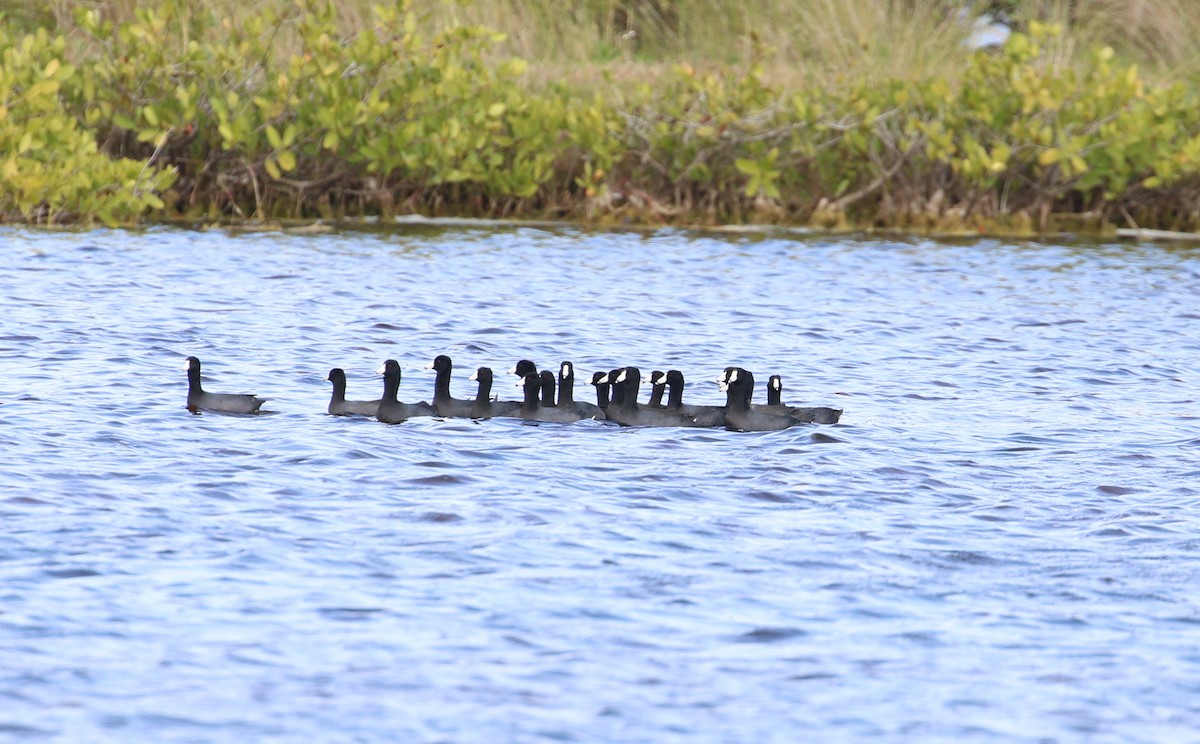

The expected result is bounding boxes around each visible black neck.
[475,376,492,403]
[382,369,399,403]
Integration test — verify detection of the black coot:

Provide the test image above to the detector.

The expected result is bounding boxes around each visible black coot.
[589,371,612,410]
[426,355,474,418]
[645,370,667,408]
[184,356,264,414]
[764,374,842,423]
[325,368,381,416]
[557,361,605,420]
[602,366,698,427]
[508,360,537,379]
[663,369,725,427]
[519,372,586,423]
[721,368,805,432]
[376,360,435,424]
[467,367,521,418]
[539,370,557,407]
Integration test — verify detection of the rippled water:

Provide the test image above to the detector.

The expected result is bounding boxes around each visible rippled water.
[2,224,1199,743]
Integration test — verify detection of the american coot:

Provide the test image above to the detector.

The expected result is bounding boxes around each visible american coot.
[715,368,841,424]
[539,370,557,407]
[721,368,805,432]
[376,360,435,424]
[645,370,667,408]
[602,367,699,428]
[467,367,522,418]
[508,359,537,379]
[764,374,842,424]
[426,355,474,418]
[589,371,612,410]
[557,361,606,419]
[184,356,264,414]
[325,368,381,417]
[663,369,726,427]
[518,372,586,423]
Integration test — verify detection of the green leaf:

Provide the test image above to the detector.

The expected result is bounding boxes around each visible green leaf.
[734,158,758,176]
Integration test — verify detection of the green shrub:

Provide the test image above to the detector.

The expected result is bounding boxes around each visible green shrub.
[0,24,174,224]
[2,3,1199,232]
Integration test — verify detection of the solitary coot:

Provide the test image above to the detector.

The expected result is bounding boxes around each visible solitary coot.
[183,356,264,414]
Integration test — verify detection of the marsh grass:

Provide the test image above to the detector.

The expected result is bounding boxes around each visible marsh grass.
[27,0,1200,91]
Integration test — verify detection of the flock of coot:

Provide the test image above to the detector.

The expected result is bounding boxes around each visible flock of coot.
[184,355,842,432]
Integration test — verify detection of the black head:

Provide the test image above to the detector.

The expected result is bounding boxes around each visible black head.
[666,369,685,387]
[378,359,402,379]
[469,367,493,385]
[559,361,575,382]
[509,359,537,378]
[590,371,607,387]
[325,367,347,384]
[430,355,453,373]
[184,356,201,373]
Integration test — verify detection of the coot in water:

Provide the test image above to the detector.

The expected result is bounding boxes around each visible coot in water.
[518,372,586,423]
[557,361,605,419]
[325,367,380,416]
[763,374,842,423]
[467,367,522,418]
[376,360,435,424]
[539,370,557,408]
[721,368,806,432]
[662,369,725,427]
[426,355,475,418]
[184,356,264,414]
[602,367,698,428]
[645,370,667,409]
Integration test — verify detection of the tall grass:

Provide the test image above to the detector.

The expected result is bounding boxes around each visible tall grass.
[22,0,1200,89]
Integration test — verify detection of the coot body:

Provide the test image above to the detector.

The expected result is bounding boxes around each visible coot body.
[427,355,475,418]
[325,368,380,416]
[602,367,698,428]
[467,367,521,418]
[557,361,605,420]
[376,360,435,424]
[184,356,264,414]
[721,368,805,432]
[763,374,842,423]
[662,369,725,427]
[519,372,586,423]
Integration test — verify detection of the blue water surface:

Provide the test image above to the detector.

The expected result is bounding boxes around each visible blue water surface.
[1,224,1198,743]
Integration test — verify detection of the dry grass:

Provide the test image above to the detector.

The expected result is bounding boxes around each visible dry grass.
[17,0,1200,90]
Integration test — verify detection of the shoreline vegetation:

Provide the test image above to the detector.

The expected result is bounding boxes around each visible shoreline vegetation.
[2,0,1199,235]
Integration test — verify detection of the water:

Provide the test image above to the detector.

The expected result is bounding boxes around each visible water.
[2,224,1199,743]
